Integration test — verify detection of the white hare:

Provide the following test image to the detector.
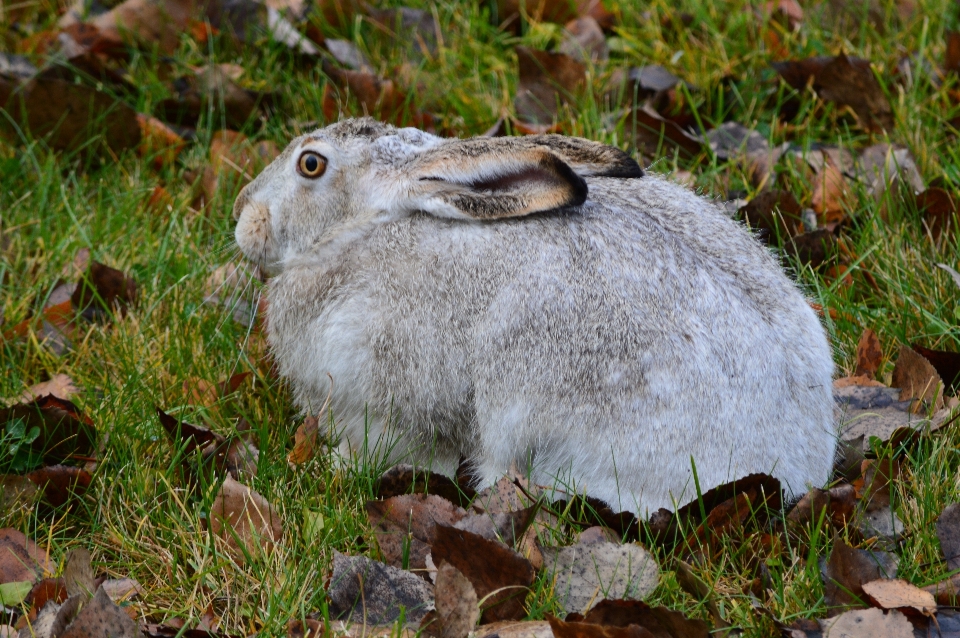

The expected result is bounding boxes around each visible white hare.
[234,117,836,514]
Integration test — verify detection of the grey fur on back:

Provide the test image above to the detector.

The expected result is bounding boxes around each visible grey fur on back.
[235,117,836,515]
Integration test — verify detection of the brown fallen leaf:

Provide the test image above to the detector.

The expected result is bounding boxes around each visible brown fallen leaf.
[937,503,960,572]
[88,0,196,54]
[0,396,96,466]
[474,621,552,638]
[366,494,467,572]
[834,384,952,455]
[327,551,434,625]
[454,506,540,550]
[18,374,80,404]
[861,578,935,617]
[707,122,785,188]
[945,30,960,76]
[917,187,957,240]
[423,561,480,638]
[26,465,93,507]
[627,105,704,159]
[0,75,141,154]
[541,541,659,615]
[737,189,804,243]
[855,329,883,379]
[565,598,710,638]
[288,414,321,466]
[772,54,893,131]
[182,372,250,407]
[821,607,913,638]
[375,465,477,507]
[0,475,38,510]
[858,458,901,513]
[514,46,586,126]
[209,475,282,559]
[431,525,534,623]
[63,548,95,599]
[137,113,186,171]
[366,6,438,57]
[60,585,141,638]
[786,483,859,529]
[911,345,960,392]
[891,345,944,413]
[287,618,323,638]
[99,577,143,603]
[546,615,646,638]
[157,64,271,131]
[810,154,849,226]
[783,228,837,268]
[856,144,924,203]
[321,61,433,130]
[558,17,607,64]
[23,577,69,623]
[72,260,138,321]
[0,528,52,585]
[823,536,899,615]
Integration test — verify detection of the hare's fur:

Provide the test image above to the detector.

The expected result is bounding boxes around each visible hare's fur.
[235,118,836,514]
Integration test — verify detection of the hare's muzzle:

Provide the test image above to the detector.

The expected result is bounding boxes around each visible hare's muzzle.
[234,199,275,269]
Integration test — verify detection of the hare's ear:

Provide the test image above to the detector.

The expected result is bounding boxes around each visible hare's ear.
[403,142,587,220]
[523,135,643,178]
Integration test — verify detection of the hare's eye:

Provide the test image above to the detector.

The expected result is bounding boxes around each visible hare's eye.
[297,151,327,178]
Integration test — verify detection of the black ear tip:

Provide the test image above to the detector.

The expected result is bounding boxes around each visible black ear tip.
[606,159,644,178]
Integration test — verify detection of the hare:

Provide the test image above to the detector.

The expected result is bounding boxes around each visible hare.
[234,117,836,514]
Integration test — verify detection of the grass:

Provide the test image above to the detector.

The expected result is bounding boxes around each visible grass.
[3,0,960,635]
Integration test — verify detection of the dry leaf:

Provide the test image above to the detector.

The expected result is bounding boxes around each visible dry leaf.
[822,607,913,638]
[373,465,477,508]
[891,345,944,413]
[558,17,607,63]
[938,503,960,572]
[60,585,141,638]
[288,414,320,466]
[628,105,704,159]
[0,475,38,510]
[514,46,585,125]
[857,144,924,201]
[365,494,468,572]
[0,528,51,585]
[72,261,138,321]
[327,551,434,625]
[772,55,893,130]
[834,384,952,454]
[811,155,849,225]
[137,114,186,170]
[62,548,94,599]
[823,537,899,615]
[424,561,480,638]
[88,0,196,53]
[541,541,659,615]
[917,187,957,240]
[862,579,935,616]
[564,599,710,638]
[0,396,95,466]
[25,465,93,507]
[0,76,140,154]
[855,329,883,379]
[18,374,80,404]
[209,476,282,559]
[737,189,804,243]
[431,525,534,623]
